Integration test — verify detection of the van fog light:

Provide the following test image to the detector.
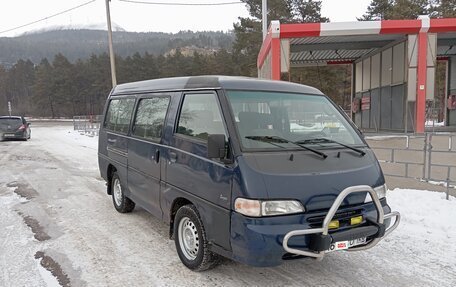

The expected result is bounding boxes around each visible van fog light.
[234,198,304,217]
[328,220,339,229]
[350,216,363,225]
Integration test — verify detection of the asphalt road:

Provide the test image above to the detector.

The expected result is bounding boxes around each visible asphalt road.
[0,123,454,287]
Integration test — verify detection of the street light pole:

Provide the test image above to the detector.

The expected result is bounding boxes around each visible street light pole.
[105,0,117,87]
[262,0,267,40]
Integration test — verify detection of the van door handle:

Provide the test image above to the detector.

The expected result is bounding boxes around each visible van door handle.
[108,138,117,143]
[169,152,177,163]
[153,150,160,163]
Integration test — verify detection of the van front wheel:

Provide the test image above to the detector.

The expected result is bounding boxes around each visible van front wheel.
[174,205,218,271]
[111,172,135,213]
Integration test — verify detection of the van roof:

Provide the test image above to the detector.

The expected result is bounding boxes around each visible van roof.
[111,76,324,96]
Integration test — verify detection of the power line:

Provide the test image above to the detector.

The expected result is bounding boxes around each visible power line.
[0,0,97,35]
[118,0,243,6]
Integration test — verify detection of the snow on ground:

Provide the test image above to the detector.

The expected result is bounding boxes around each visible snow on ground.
[1,123,456,287]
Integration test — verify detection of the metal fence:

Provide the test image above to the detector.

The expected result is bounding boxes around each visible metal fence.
[73,115,102,136]
[366,133,456,200]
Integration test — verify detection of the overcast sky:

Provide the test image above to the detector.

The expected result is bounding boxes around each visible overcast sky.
[0,0,372,37]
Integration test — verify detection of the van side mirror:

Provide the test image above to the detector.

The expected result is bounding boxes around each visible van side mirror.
[207,134,226,159]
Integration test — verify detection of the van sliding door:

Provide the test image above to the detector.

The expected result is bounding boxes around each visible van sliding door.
[127,95,170,218]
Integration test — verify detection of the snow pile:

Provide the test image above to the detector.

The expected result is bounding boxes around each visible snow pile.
[388,188,455,240]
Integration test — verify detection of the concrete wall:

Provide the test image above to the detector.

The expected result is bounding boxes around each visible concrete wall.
[366,134,456,195]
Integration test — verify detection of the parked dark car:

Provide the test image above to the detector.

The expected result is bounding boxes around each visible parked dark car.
[98,76,400,271]
[0,116,31,141]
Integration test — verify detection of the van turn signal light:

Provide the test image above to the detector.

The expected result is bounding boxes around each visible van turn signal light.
[350,216,363,225]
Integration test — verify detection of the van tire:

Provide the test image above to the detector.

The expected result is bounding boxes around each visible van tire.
[111,172,135,213]
[174,204,218,271]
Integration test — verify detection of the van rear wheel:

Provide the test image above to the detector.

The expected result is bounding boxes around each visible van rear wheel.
[111,172,135,213]
[174,205,218,271]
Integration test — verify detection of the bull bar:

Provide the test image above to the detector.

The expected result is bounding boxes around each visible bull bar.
[282,185,401,260]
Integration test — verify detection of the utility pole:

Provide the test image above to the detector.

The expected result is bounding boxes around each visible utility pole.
[105,0,117,87]
[262,0,267,40]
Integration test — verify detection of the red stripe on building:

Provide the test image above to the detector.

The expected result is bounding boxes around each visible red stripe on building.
[380,20,421,34]
[280,23,321,39]
[429,18,456,33]
[271,38,281,80]
[257,33,272,68]
[416,32,427,133]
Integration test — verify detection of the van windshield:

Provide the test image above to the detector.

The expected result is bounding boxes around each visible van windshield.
[225,90,364,150]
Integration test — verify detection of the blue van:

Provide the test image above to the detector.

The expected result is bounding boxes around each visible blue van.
[98,76,400,271]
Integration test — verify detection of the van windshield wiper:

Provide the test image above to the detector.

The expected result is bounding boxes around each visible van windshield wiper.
[296,138,366,156]
[245,135,327,159]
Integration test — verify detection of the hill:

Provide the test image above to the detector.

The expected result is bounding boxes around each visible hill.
[0,29,235,66]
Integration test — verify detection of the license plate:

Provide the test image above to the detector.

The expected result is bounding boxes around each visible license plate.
[3,134,15,137]
[326,237,367,252]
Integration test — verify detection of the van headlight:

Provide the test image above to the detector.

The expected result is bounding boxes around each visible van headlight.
[234,198,305,217]
[364,184,387,203]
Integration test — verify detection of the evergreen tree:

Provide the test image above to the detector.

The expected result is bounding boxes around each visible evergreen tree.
[359,0,394,20]
[232,17,262,77]
[389,0,429,19]
[360,0,430,20]
[143,52,160,79]
[6,60,35,115]
[87,53,112,114]
[291,0,329,22]
[430,0,456,17]
[52,54,76,117]
[0,65,9,115]
[32,59,55,117]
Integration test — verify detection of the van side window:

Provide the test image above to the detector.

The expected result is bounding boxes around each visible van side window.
[105,98,135,134]
[177,93,226,141]
[133,97,170,141]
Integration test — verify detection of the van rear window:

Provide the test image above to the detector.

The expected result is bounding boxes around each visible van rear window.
[132,97,170,141]
[105,98,135,133]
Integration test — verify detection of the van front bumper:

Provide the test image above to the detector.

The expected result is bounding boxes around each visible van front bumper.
[230,186,400,267]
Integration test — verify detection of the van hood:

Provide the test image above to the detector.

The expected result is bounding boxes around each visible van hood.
[235,148,384,211]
